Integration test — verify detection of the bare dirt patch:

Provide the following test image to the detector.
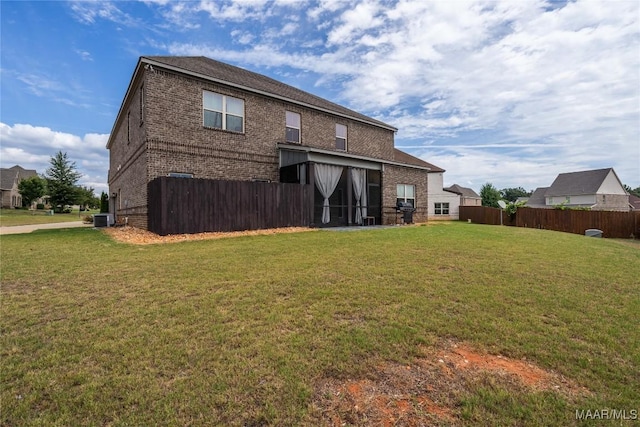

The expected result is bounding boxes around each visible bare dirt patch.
[103,226,315,245]
[311,340,589,426]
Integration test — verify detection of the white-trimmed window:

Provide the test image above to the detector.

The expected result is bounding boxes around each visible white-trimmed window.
[434,202,449,215]
[203,90,244,132]
[336,124,347,150]
[286,111,301,143]
[397,184,415,207]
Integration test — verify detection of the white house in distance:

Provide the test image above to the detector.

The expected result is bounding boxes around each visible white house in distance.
[526,168,630,211]
[445,184,482,206]
[422,164,481,220]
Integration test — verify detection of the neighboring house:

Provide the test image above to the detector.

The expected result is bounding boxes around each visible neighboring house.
[525,187,549,208]
[629,194,640,211]
[443,184,482,219]
[526,168,629,211]
[107,56,437,230]
[0,165,37,208]
[423,167,458,220]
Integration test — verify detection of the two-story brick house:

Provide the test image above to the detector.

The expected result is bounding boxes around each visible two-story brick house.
[107,56,435,232]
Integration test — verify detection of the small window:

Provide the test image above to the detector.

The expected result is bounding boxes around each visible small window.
[286,111,301,143]
[397,184,415,207]
[336,124,347,151]
[203,90,244,132]
[168,172,194,178]
[435,202,449,215]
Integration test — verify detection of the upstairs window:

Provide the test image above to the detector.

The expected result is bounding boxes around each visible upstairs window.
[286,111,301,143]
[336,124,347,151]
[397,184,415,207]
[203,90,244,132]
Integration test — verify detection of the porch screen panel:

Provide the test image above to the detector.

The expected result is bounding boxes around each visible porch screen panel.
[314,164,343,224]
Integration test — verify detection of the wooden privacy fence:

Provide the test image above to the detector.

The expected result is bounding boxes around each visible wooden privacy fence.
[460,206,640,239]
[148,177,313,235]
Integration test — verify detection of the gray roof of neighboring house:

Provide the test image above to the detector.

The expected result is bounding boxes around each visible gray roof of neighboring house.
[393,149,444,171]
[545,168,615,196]
[629,194,640,210]
[526,187,549,207]
[143,56,397,132]
[0,169,17,190]
[444,184,480,198]
[0,166,37,190]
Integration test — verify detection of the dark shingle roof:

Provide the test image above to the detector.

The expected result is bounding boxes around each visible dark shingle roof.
[0,166,37,190]
[526,187,549,206]
[545,168,613,196]
[144,56,396,131]
[444,184,480,198]
[393,149,444,171]
[0,169,17,190]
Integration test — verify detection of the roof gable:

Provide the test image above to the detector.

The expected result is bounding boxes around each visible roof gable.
[545,168,620,196]
[527,187,549,206]
[393,149,443,171]
[0,168,18,190]
[444,184,480,198]
[0,166,37,190]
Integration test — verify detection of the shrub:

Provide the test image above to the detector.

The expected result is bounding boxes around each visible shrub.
[36,203,45,210]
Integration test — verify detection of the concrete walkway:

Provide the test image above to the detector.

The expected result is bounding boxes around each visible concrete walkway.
[0,221,94,235]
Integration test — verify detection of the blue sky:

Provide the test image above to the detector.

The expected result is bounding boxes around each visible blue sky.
[1,0,639,195]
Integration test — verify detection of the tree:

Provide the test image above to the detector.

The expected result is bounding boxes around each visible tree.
[480,183,501,208]
[17,175,46,208]
[100,192,109,213]
[500,187,532,203]
[624,184,640,198]
[75,185,98,210]
[45,151,82,213]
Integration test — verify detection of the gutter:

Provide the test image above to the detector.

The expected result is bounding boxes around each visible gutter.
[277,143,431,171]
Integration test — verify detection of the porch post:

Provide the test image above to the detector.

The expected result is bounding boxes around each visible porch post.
[308,162,315,227]
[347,166,353,225]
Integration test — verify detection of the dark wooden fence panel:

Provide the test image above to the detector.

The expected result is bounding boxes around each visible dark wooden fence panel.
[458,205,502,225]
[148,177,313,235]
[459,206,640,239]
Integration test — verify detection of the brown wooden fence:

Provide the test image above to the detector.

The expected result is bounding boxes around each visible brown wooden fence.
[148,177,313,235]
[459,206,640,239]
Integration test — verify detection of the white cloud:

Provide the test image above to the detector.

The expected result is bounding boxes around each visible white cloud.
[69,1,138,26]
[0,123,109,194]
[75,49,93,61]
[163,0,639,188]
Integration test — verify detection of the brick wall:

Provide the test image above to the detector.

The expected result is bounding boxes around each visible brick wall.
[382,165,429,224]
[592,194,630,212]
[109,64,427,230]
[108,70,148,228]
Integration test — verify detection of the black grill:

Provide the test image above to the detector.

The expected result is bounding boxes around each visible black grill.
[396,202,415,224]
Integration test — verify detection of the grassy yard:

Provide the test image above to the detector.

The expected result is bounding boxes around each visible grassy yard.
[1,223,638,426]
[0,208,95,227]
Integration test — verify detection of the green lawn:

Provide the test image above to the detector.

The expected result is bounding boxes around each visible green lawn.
[0,208,94,227]
[1,223,638,426]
